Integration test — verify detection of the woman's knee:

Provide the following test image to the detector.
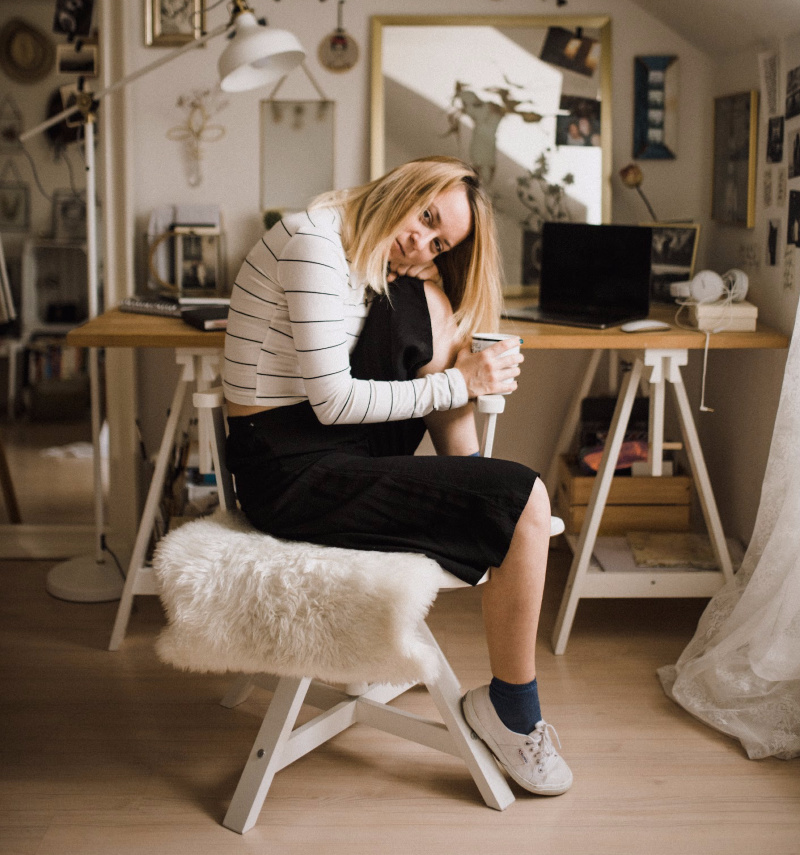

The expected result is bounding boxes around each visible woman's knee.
[518,478,552,539]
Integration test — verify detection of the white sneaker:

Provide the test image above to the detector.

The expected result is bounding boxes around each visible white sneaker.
[462,685,573,795]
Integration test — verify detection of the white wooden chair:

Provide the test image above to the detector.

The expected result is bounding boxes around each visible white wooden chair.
[163,389,563,834]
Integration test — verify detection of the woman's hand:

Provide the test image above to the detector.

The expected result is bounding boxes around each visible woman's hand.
[387,259,442,286]
[454,338,523,398]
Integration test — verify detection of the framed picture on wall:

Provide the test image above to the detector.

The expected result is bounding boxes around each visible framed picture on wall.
[52,190,87,241]
[633,55,678,159]
[145,0,205,47]
[644,222,700,303]
[712,91,758,228]
[0,181,30,232]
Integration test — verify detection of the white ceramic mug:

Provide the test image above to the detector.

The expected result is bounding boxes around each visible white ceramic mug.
[471,332,521,395]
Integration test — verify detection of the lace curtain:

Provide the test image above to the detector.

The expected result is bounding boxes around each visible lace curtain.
[658,302,800,761]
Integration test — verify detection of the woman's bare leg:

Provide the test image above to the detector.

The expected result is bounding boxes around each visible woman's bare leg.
[481,479,551,683]
[418,282,550,680]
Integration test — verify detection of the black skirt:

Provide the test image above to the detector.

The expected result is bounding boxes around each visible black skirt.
[225,277,538,585]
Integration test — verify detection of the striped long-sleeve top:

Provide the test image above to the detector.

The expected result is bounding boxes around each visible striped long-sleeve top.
[222,208,469,424]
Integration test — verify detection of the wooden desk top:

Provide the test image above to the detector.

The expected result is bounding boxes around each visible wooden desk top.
[67,308,227,349]
[67,304,789,352]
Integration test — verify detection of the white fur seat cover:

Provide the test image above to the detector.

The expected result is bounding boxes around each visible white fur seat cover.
[152,510,445,685]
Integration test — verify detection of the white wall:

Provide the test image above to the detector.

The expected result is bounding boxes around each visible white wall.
[3,2,787,556]
[113,0,793,552]
[121,0,717,484]
[696,34,800,542]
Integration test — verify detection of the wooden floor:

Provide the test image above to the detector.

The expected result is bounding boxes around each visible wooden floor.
[2,542,799,855]
[0,420,94,525]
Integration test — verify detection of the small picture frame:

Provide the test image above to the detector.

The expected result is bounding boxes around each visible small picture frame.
[0,181,30,232]
[56,42,98,77]
[712,91,759,228]
[645,222,701,303]
[173,226,223,297]
[145,0,205,47]
[52,190,87,241]
[633,56,678,160]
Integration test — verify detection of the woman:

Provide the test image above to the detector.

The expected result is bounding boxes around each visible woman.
[222,156,572,795]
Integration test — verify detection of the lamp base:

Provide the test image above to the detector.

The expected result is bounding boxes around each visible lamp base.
[46,554,123,603]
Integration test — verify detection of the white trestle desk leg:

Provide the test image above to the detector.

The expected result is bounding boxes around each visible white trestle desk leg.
[544,348,602,497]
[195,352,221,474]
[551,357,644,655]
[668,360,734,583]
[647,355,666,476]
[108,351,198,651]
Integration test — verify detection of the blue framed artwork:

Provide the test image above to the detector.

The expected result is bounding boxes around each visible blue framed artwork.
[633,55,678,160]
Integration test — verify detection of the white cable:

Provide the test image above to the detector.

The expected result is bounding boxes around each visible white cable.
[699,331,714,413]
[672,294,730,415]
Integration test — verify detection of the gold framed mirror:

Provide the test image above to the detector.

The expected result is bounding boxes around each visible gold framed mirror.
[371,15,612,293]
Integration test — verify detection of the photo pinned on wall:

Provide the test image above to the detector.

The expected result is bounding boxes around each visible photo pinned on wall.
[52,0,95,38]
[767,218,781,267]
[633,55,678,160]
[58,85,86,128]
[778,168,787,205]
[788,190,800,248]
[555,96,601,147]
[0,181,30,232]
[786,65,800,120]
[0,95,22,151]
[711,91,758,228]
[146,0,205,47]
[540,26,599,77]
[51,190,87,241]
[767,116,784,163]
[55,42,98,77]
[783,243,796,290]
[759,52,780,118]
[789,127,800,179]
[644,222,700,303]
[763,168,773,207]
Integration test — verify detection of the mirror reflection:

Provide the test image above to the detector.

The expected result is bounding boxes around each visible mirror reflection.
[372,16,612,292]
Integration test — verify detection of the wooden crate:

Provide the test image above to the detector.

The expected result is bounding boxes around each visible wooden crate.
[556,454,692,535]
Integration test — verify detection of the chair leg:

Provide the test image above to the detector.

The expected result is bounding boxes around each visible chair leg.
[220,674,256,709]
[223,675,311,835]
[417,623,515,811]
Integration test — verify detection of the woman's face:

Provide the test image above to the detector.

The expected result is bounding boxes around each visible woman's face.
[388,184,472,269]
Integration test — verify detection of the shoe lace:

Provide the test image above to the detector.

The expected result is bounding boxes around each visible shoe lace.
[524,721,562,766]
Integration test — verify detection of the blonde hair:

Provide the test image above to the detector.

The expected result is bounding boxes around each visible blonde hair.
[311,156,503,343]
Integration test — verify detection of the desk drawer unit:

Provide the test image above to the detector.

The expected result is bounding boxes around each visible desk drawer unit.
[556,455,692,535]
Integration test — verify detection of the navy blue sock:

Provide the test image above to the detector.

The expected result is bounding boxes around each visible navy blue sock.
[489,676,542,734]
[469,451,480,457]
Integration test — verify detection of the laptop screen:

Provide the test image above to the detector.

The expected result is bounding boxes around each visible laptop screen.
[539,222,653,318]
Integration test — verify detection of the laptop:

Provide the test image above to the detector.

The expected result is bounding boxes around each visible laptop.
[504,222,653,329]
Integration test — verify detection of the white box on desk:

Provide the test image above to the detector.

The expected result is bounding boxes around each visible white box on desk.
[689,299,758,332]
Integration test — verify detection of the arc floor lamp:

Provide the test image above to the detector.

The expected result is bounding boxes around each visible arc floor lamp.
[20,0,305,602]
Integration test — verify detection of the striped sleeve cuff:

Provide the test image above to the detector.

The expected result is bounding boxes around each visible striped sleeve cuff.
[444,368,469,410]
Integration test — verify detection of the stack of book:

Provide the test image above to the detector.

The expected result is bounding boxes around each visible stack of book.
[689,299,758,332]
[119,292,229,330]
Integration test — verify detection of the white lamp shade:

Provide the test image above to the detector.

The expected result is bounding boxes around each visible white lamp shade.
[218,12,305,92]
